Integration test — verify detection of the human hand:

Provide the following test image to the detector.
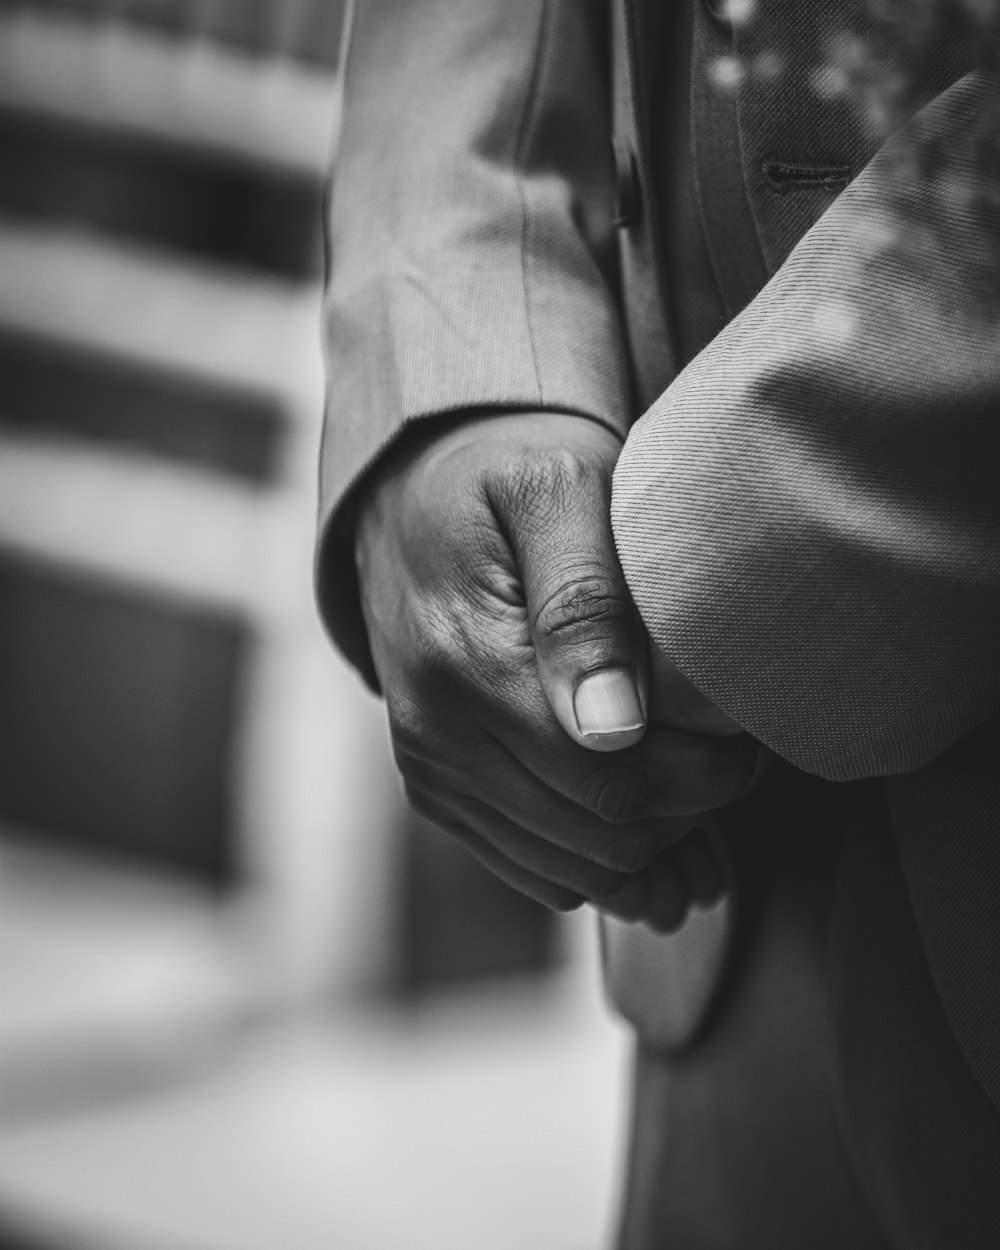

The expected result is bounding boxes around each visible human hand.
[355,411,756,927]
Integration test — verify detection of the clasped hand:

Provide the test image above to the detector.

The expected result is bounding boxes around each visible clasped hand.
[355,412,757,930]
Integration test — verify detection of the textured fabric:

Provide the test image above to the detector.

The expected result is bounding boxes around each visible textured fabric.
[617,765,894,1249]
[886,715,1000,1115]
[613,70,1000,780]
[730,0,972,275]
[611,60,1000,1132]
[831,780,1000,1248]
[615,767,1000,1249]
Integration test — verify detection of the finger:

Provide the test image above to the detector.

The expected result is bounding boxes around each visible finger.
[402,714,756,870]
[424,810,587,913]
[594,843,709,928]
[401,738,685,875]
[454,638,759,822]
[642,852,693,934]
[593,873,652,923]
[441,804,651,925]
[492,715,760,828]
[447,817,651,923]
[488,447,649,753]
[412,784,636,899]
[415,785,664,927]
[380,580,754,861]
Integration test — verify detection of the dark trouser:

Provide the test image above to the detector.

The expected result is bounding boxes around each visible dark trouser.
[614,766,1000,1249]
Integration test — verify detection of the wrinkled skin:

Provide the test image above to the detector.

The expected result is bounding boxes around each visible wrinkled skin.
[356,411,758,930]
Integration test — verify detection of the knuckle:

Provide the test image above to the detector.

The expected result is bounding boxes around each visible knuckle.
[580,766,648,826]
[575,820,656,876]
[387,696,433,764]
[545,887,585,914]
[410,595,518,706]
[649,902,690,935]
[533,575,636,644]
[386,662,479,766]
[389,713,451,798]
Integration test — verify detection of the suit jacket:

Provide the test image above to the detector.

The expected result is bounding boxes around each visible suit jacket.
[316,0,1000,1195]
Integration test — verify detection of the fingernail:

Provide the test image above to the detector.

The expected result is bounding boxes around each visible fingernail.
[574,668,644,738]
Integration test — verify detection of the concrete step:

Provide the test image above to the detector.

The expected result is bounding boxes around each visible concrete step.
[0,327,283,483]
[0,7,341,175]
[0,950,625,1250]
[0,0,347,70]
[0,836,250,1124]
[0,430,312,617]
[0,8,342,276]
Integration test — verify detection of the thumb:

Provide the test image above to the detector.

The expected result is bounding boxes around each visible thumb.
[509,458,649,753]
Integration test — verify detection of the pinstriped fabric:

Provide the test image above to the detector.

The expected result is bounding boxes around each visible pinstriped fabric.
[316,0,629,677]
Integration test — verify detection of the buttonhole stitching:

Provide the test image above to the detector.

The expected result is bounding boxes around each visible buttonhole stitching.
[763,160,852,194]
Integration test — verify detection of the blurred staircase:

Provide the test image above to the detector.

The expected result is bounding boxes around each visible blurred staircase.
[0,0,406,1078]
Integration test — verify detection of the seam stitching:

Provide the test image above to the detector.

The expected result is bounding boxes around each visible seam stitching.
[763,160,852,194]
[513,0,550,406]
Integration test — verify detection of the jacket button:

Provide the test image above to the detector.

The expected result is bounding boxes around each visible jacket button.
[611,136,639,228]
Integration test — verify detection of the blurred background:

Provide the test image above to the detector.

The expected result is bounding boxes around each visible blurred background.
[0,3,629,1248]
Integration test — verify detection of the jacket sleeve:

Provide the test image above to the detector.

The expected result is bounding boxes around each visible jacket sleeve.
[612,68,1000,781]
[316,0,630,685]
